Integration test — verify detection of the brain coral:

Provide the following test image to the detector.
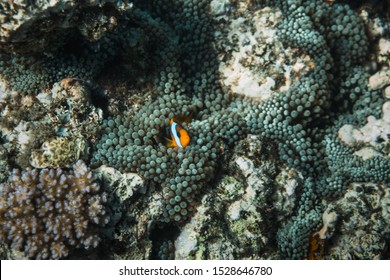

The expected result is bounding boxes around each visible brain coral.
[0,160,109,259]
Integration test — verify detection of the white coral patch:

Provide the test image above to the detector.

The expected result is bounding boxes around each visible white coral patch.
[235,156,253,177]
[14,121,31,151]
[338,101,390,154]
[369,69,390,90]
[175,203,208,259]
[210,0,231,17]
[218,10,280,100]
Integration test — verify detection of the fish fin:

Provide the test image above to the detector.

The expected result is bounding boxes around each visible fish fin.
[183,113,193,124]
[173,114,193,125]
[163,137,176,147]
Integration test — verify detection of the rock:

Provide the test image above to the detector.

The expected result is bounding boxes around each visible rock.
[94,166,145,202]
[369,69,390,90]
[378,38,390,65]
[325,183,389,259]
[338,102,390,156]
[210,0,231,17]
[214,3,314,100]
[175,201,210,260]
[93,165,158,259]
[0,0,133,53]
[385,86,390,99]
[353,147,383,160]
[30,136,87,168]
[314,208,338,240]
[173,135,291,260]
[274,168,301,220]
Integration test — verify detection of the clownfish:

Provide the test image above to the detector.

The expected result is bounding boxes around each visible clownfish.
[165,115,191,148]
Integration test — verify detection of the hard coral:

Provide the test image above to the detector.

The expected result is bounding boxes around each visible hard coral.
[30,136,87,168]
[0,160,109,259]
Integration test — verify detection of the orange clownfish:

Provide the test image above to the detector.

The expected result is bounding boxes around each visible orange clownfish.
[165,116,191,148]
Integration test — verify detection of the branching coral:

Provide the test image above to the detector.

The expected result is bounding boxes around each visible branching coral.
[0,160,109,259]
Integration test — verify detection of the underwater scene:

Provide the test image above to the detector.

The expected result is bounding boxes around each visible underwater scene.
[0,0,389,260]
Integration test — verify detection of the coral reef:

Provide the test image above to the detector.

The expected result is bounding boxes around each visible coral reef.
[0,0,161,94]
[0,0,133,52]
[30,136,87,168]
[92,0,389,258]
[93,165,161,260]
[0,160,109,259]
[0,78,102,169]
[325,183,389,259]
[0,0,389,260]
[338,101,390,157]
[173,135,284,259]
